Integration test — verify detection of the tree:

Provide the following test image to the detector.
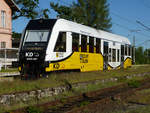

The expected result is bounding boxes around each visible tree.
[50,3,73,20]
[12,32,21,48]
[135,47,150,64]
[144,49,150,64]
[50,0,112,31]
[13,0,50,19]
[12,32,21,39]
[73,0,112,31]
[135,47,145,64]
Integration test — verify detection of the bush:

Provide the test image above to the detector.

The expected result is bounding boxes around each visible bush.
[26,106,42,113]
[117,76,127,82]
[127,80,141,88]
[78,101,90,107]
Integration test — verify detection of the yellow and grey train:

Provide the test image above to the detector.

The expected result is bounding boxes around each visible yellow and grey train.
[17,19,132,77]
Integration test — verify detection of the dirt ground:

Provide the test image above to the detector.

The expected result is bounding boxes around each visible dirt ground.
[68,88,150,113]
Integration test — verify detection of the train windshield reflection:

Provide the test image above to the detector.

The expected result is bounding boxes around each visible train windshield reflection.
[24,30,50,42]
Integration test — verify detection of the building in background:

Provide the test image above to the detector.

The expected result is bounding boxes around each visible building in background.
[0,0,19,48]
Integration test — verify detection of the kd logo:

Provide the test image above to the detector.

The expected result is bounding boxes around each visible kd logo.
[25,52,33,57]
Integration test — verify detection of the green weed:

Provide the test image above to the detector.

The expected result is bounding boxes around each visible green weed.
[127,80,141,88]
[117,76,127,82]
[78,101,90,107]
[26,106,43,113]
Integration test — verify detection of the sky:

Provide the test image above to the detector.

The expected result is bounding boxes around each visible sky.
[12,0,150,49]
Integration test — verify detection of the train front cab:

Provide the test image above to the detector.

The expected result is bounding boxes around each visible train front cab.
[18,19,57,78]
[18,30,50,77]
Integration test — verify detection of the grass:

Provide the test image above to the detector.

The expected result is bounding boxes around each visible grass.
[0,77,64,94]
[111,88,150,113]
[111,105,150,113]
[0,100,44,113]
[78,101,90,107]
[53,65,150,84]
[1,72,150,112]
[126,105,150,113]
[0,81,120,113]
[0,65,150,95]
[26,106,43,113]
[71,81,120,95]
[127,79,141,88]
[127,88,150,105]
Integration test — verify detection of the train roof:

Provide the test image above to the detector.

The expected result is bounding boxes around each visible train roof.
[26,19,57,30]
[55,19,131,45]
[26,18,131,45]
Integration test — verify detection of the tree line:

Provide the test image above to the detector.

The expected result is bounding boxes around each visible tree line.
[13,0,111,31]
[135,47,150,64]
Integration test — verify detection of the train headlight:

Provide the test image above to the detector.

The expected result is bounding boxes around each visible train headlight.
[45,61,50,67]
[34,52,39,57]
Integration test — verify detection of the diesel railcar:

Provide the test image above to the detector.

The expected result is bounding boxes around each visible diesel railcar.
[17,19,132,77]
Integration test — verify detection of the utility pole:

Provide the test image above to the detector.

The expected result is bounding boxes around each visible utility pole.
[129,30,140,65]
[133,36,135,64]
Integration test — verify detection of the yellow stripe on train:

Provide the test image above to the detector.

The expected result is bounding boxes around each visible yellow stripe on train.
[45,53,132,72]
[46,52,103,72]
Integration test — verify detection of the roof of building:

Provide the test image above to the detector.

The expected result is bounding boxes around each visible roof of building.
[4,0,20,12]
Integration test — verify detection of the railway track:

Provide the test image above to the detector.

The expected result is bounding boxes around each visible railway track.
[67,81,150,113]
[44,81,150,113]
[11,78,150,113]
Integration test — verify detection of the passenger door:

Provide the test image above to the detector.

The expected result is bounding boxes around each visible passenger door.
[103,41,109,69]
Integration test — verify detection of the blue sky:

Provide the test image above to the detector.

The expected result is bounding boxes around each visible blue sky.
[12,0,150,48]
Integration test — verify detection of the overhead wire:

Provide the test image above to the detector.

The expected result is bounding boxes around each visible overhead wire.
[113,22,150,38]
[136,20,150,31]
[109,1,150,37]
[111,11,137,25]
[136,40,150,47]
[111,11,150,33]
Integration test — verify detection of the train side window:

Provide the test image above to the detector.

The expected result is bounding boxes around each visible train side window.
[104,41,108,62]
[112,49,116,62]
[132,46,134,58]
[121,45,124,62]
[117,49,120,62]
[72,33,79,52]
[81,35,87,52]
[130,45,132,56]
[104,41,108,54]
[89,37,94,53]
[108,48,111,62]
[127,45,129,56]
[129,45,132,56]
[96,38,101,53]
[54,32,66,52]
[125,45,128,56]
